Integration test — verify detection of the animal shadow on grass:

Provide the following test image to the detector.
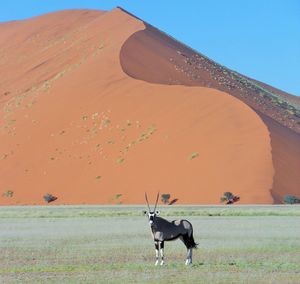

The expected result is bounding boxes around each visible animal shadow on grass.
[190,261,237,268]
[191,262,205,267]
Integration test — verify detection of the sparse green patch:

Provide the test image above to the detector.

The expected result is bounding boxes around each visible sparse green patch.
[104,118,111,126]
[95,176,102,180]
[0,154,8,160]
[110,194,123,205]
[2,190,13,197]
[189,152,199,160]
[116,158,125,164]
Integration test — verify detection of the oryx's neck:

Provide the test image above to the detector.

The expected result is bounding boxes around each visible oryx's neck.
[150,216,170,232]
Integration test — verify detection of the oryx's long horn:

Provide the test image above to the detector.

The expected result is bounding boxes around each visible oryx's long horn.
[145,192,151,211]
[153,192,160,212]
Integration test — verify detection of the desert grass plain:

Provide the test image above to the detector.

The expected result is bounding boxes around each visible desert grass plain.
[0,205,300,283]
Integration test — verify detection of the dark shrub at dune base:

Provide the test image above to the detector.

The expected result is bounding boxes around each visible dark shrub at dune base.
[43,193,57,203]
[283,195,300,204]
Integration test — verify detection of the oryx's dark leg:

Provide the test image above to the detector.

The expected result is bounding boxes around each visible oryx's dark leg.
[159,241,165,265]
[180,234,193,265]
[154,241,159,266]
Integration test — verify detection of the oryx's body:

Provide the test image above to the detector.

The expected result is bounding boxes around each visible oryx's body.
[144,193,197,265]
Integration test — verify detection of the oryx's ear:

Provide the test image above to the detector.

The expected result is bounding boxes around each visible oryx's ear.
[142,210,147,215]
[156,210,160,216]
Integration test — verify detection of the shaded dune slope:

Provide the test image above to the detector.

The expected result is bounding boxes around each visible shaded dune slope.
[0,8,282,205]
[120,22,300,203]
[259,114,300,202]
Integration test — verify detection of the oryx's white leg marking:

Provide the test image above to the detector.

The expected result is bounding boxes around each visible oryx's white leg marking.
[159,241,165,265]
[155,250,159,266]
[185,248,192,265]
[155,242,159,266]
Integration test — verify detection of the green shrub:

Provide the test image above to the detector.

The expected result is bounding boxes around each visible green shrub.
[283,195,300,204]
[220,192,240,204]
[43,193,57,203]
[161,194,171,204]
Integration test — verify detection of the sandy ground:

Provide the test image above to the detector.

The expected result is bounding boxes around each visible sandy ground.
[0,7,298,204]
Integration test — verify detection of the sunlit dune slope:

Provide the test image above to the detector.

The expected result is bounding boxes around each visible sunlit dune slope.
[0,7,284,205]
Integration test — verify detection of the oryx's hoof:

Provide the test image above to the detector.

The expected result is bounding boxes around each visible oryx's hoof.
[160,260,165,266]
[185,259,192,265]
[155,260,159,266]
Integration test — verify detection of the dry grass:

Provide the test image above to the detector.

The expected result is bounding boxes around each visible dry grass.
[0,206,299,283]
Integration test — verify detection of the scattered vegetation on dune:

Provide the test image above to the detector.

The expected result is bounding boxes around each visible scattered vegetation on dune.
[173,49,300,131]
[189,152,199,160]
[2,190,13,197]
[0,153,9,160]
[43,193,57,203]
[116,157,125,164]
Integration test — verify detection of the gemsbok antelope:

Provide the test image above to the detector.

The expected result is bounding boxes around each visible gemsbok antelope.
[143,193,197,265]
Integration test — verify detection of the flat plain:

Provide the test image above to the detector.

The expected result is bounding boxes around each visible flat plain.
[0,205,299,283]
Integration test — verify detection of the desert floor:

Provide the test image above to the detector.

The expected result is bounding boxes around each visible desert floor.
[0,205,300,283]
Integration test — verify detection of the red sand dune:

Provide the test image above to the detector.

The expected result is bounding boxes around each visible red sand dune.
[0,8,299,205]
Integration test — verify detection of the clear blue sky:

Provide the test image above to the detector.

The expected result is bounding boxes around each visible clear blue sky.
[1,1,299,96]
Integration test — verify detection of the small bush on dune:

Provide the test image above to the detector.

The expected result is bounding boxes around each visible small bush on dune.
[189,152,199,160]
[3,190,13,197]
[161,193,178,205]
[43,193,57,203]
[161,194,171,204]
[111,194,123,204]
[220,192,240,205]
[283,195,300,204]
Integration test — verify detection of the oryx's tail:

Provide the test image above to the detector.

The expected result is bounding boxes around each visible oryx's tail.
[183,232,198,249]
[189,234,198,249]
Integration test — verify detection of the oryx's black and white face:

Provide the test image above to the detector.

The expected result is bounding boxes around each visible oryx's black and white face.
[143,210,160,226]
[144,192,160,226]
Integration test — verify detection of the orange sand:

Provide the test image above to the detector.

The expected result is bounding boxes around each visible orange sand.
[0,8,296,205]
